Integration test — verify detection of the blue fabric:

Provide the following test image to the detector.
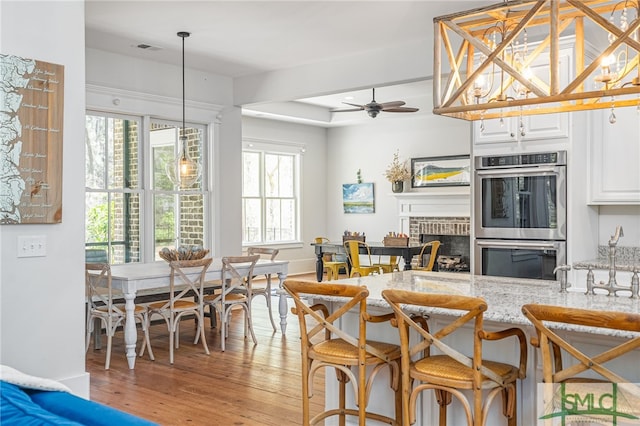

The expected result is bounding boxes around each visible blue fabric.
[0,381,83,425]
[1,381,157,426]
[28,389,158,426]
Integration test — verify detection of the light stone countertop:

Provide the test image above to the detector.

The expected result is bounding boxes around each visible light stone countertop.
[322,271,640,338]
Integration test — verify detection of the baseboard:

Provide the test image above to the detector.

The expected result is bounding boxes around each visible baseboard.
[60,371,91,399]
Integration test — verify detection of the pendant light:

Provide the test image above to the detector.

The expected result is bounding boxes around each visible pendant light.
[166,31,201,189]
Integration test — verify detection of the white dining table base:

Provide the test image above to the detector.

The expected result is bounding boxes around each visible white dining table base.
[109,259,289,369]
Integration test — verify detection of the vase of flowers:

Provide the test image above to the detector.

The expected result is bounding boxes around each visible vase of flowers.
[385,150,411,193]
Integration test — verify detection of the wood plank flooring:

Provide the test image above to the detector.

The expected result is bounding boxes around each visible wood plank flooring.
[86,272,335,425]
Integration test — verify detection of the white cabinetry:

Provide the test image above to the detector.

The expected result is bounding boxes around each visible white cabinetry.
[588,107,640,205]
[472,44,572,147]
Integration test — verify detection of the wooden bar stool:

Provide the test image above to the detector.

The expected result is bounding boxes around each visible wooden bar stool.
[284,280,402,425]
[383,289,527,426]
[522,304,640,423]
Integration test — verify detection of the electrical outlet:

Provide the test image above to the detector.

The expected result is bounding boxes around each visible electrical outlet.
[17,235,47,258]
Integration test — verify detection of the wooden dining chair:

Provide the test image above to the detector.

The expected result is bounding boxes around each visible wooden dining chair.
[522,304,640,423]
[85,262,154,369]
[315,237,348,280]
[144,258,212,364]
[284,280,402,426]
[382,289,527,426]
[344,240,378,277]
[247,246,279,332]
[203,255,260,351]
[414,240,441,271]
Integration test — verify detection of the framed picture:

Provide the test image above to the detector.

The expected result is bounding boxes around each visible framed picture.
[411,155,471,188]
[342,183,375,214]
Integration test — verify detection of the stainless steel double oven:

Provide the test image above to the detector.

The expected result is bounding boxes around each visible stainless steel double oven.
[474,151,567,280]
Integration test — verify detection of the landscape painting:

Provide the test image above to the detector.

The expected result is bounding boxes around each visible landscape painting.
[342,183,374,214]
[411,155,470,188]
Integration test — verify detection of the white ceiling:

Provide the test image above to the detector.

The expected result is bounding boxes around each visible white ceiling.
[84,0,486,125]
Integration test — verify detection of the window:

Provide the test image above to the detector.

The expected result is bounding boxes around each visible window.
[85,112,208,264]
[242,144,300,245]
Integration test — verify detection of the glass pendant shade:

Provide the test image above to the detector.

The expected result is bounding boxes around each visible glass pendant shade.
[166,135,201,188]
[166,31,201,189]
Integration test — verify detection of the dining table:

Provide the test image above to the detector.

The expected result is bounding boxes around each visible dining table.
[311,241,426,281]
[107,258,289,369]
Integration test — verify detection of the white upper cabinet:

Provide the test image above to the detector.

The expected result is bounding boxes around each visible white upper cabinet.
[472,44,572,146]
[588,106,640,205]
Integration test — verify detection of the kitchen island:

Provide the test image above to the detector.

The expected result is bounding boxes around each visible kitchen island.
[306,271,640,425]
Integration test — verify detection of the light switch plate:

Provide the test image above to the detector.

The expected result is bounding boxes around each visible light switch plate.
[17,235,47,257]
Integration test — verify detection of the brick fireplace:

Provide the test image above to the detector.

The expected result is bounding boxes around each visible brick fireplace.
[393,191,471,271]
[408,216,471,271]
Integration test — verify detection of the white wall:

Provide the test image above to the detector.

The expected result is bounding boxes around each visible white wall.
[598,206,640,248]
[326,113,472,242]
[242,116,327,273]
[0,0,88,395]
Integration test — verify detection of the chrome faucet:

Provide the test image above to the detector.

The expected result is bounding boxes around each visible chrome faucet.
[608,225,624,287]
[554,264,571,293]
[582,225,637,298]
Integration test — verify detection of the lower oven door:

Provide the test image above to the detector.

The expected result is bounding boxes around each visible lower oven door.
[474,239,566,280]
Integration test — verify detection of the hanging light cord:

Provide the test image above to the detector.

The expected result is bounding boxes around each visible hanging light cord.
[178,31,190,146]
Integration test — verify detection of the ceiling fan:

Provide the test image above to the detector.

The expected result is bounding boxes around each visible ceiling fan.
[331,88,419,118]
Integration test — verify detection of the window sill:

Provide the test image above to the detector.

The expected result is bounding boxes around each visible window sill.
[242,241,304,251]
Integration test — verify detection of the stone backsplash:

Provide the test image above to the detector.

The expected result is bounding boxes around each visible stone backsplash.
[597,245,640,263]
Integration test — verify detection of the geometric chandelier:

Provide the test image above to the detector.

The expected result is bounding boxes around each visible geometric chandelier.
[432,0,640,122]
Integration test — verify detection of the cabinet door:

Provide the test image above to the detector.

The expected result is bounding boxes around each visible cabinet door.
[473,116,517,144]
[589,107,640,204]
[472,48,571,145]
[524,112,569,140]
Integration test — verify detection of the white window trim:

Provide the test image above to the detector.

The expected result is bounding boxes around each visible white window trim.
[242,138,305,247]
[86,84,223,262]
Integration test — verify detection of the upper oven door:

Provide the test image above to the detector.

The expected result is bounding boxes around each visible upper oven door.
[474,165,566,240]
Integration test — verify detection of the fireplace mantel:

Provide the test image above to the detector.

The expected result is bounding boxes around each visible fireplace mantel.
[393,190,470,218]
[393,190,470,235]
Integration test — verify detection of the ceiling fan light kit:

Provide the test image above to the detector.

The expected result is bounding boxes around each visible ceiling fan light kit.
[332,88,419,118]
[432,0,640,121]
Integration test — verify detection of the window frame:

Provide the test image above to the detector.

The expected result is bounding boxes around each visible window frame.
[84,111,144,264]
[85,110,211,263]
[241,139,304,248]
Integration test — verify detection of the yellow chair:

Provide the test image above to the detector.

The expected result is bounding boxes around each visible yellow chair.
[415,240,441,271]
[315,237,348,280]
[284,280,402,425]
[344,240,378,277]
[383,289,527,426]
[375,255,401,273]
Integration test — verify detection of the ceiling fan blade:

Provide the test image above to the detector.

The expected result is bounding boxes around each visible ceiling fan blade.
[341,102,365,108]
[383,107,420,113]
[332,107,365,112]
[379,101,405,109]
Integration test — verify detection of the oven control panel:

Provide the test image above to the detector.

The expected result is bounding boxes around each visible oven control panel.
[476,151,566,169]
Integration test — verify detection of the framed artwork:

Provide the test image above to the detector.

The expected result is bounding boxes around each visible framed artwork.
[0,54,64,224]
[342,183,374,214]
[411,155,470,188]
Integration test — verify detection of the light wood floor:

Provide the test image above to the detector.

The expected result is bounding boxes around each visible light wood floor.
[86,272,336,425]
